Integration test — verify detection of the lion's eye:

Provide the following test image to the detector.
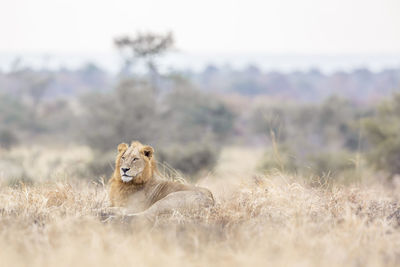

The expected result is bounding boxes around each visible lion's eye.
[133,158,139,161]
[121,156,125,160]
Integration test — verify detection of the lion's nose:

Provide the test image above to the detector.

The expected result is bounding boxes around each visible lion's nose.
[121,168,130,173]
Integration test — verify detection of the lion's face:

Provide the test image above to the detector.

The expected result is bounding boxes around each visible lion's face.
[116,141,154,183]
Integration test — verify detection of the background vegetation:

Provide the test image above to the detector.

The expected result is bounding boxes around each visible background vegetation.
[1,32,400,183]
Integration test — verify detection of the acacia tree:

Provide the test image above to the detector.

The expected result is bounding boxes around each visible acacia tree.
[114,32,174,92]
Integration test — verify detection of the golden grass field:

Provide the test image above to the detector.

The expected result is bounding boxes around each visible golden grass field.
[1,146,400,267]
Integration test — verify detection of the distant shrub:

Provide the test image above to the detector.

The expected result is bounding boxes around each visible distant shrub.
[252,96,371,181]
[258,144,357,180]
[257,145,298,174]
[307,150,356,177]
[0,129,18,149]
[363,93,400,177]
[250,105,288,142]
[85,151,116,179]
[161,83,235,144]
[157,143,219,178]
[80,79,158,152]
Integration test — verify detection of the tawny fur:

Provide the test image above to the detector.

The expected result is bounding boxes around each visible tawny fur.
[108,141,214,218]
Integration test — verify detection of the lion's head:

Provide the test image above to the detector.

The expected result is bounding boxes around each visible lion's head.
[115,141,156,184]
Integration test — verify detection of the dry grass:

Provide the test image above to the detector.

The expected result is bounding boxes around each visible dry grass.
[1,146,400,267]
[0,175,399,267]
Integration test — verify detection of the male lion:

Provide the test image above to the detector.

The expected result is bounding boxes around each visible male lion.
[108,141,214,222]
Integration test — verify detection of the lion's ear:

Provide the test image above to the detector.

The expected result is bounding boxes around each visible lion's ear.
[117,143,128,153]
[142,145,154,159]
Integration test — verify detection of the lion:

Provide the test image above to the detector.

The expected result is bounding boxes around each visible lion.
[108,141,214,222]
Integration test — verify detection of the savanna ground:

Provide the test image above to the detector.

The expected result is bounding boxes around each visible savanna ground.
[1,146,400,267]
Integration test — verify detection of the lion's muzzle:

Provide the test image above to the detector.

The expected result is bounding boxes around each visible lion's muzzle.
[121,175,133,182]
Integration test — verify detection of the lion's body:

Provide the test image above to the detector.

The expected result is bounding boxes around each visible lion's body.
[108,141,214,220]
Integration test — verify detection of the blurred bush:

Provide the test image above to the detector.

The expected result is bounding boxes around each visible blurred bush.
[160,77,235,144]
[363,93,400,177]
[80,79,158,152]
[257,144,298,174]
[0,129,18,149]
[253,96,369,179]
[85,150,116,179]
[306,150,356,177]
[157,143,219,178]
[257,144,356,177]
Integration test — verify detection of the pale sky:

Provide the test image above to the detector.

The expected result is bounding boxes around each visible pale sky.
[0,0,399,54]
